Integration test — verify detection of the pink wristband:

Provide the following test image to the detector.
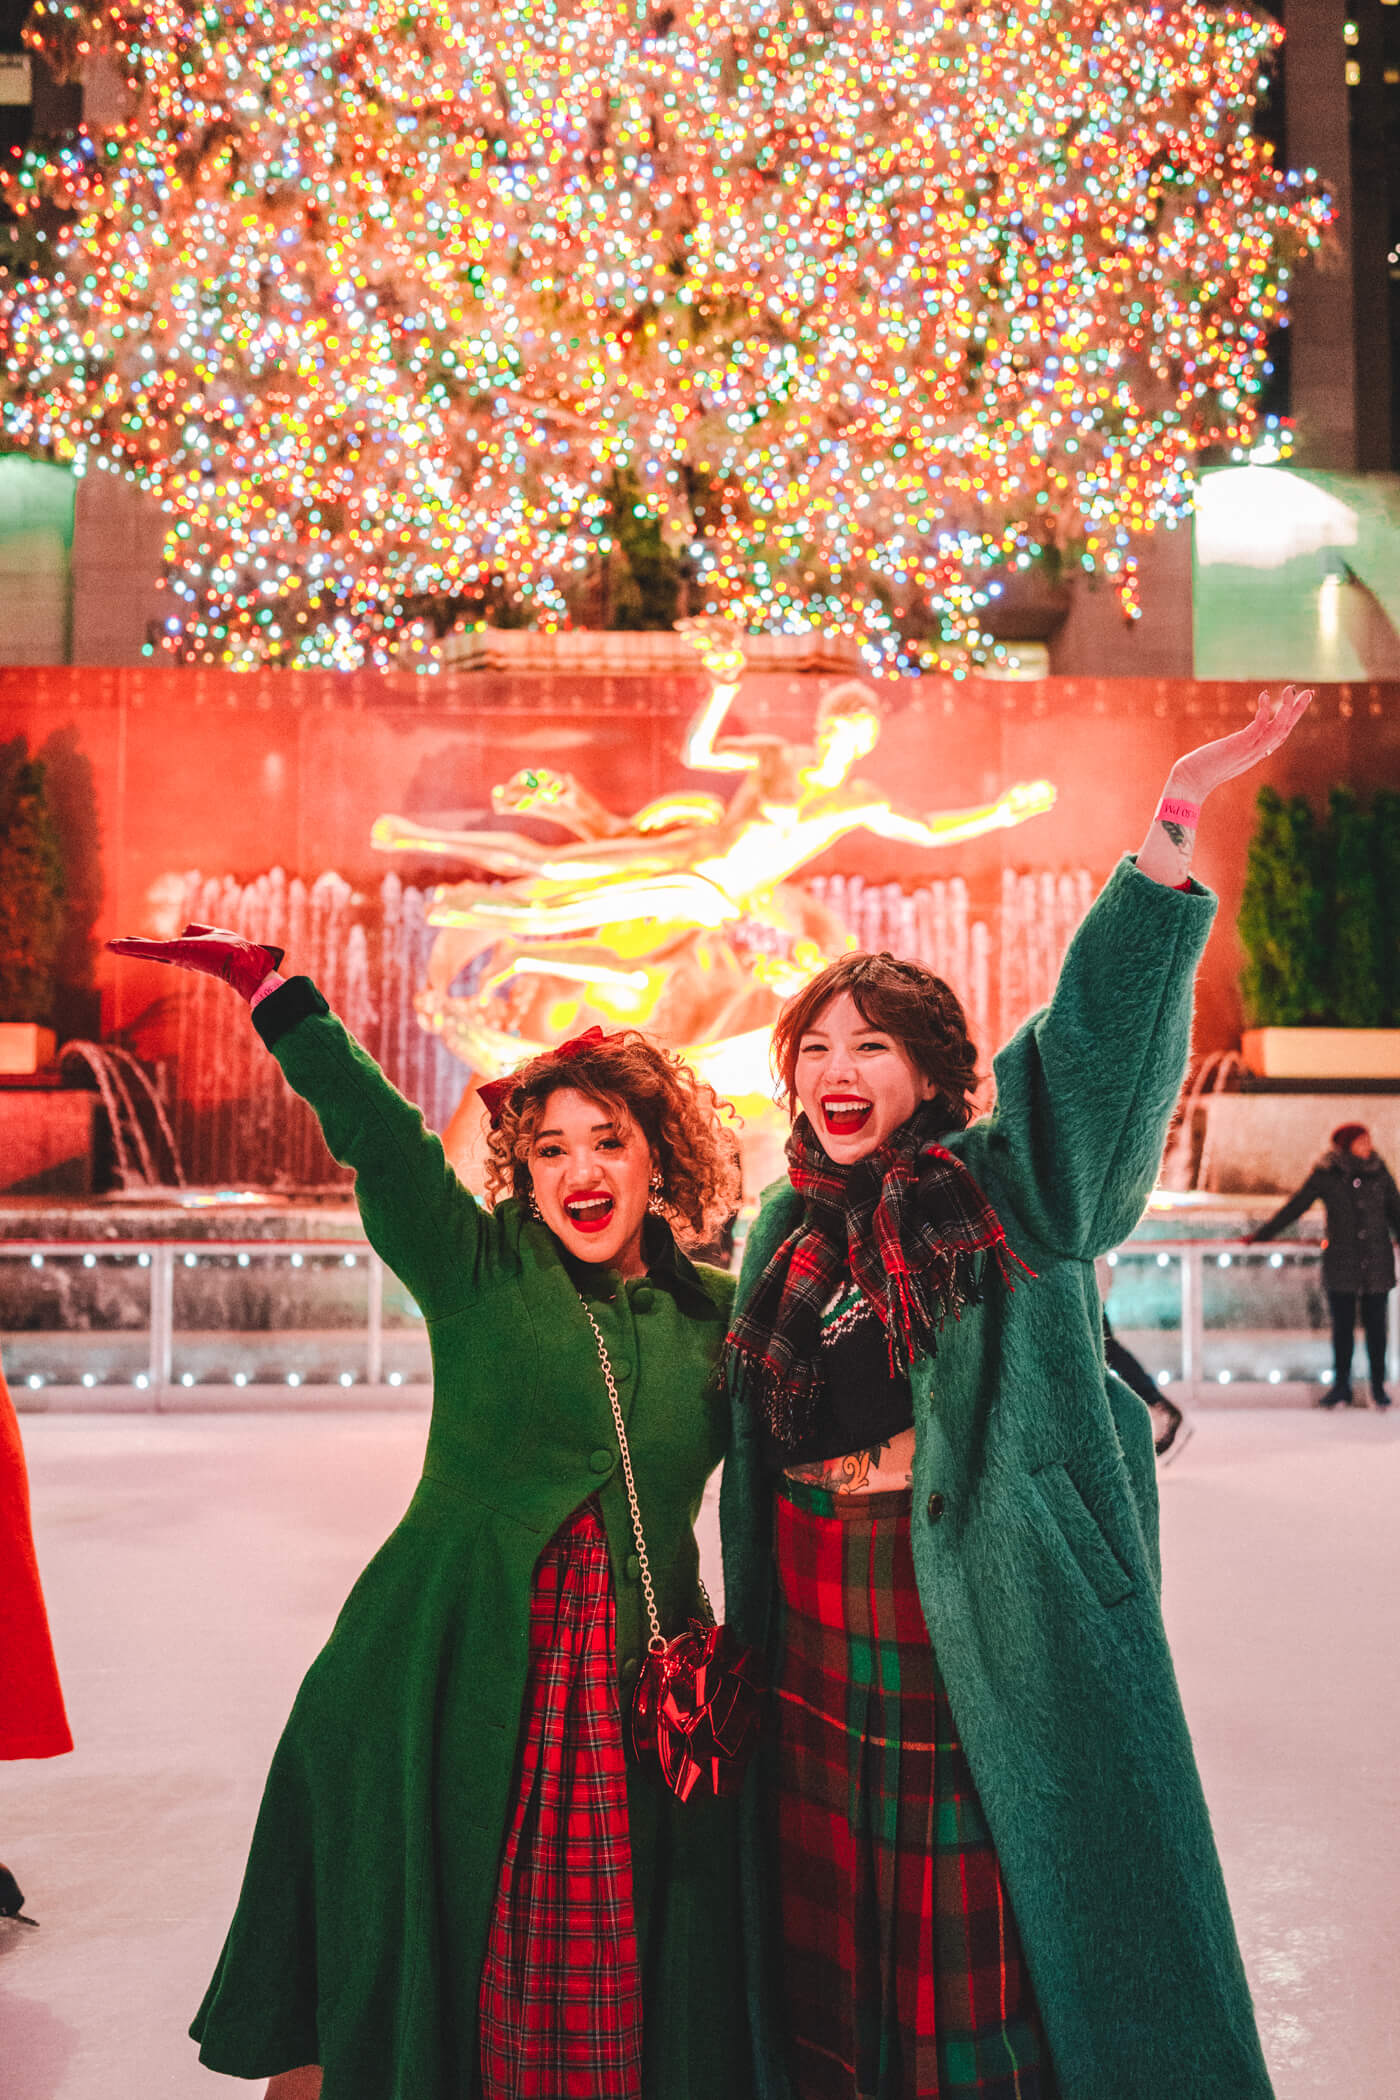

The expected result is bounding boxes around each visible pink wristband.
[1156,795,1200,828]
[250,970,284,1009]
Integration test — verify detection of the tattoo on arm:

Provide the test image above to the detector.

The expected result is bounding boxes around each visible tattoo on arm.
[1156,817,1195,880]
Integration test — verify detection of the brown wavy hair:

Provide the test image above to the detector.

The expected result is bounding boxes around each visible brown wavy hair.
[483,1032,740,1236]
[771,952,979,1131]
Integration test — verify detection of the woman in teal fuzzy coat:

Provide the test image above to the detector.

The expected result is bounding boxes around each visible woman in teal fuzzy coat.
[110,928,753,2100]
[721,687,1312,2100]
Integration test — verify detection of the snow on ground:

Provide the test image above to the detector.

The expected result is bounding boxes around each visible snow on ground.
[2,1408,1397,2099]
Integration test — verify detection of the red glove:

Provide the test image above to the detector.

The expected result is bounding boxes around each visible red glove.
[106,923,285,1003]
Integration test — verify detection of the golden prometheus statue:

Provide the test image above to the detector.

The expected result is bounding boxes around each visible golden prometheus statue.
[372,620,1055,1172]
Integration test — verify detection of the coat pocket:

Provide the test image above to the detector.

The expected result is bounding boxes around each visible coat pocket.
[1029,1461,1134,1609]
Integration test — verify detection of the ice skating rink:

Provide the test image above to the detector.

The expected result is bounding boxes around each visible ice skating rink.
[3,1408,1397,2099]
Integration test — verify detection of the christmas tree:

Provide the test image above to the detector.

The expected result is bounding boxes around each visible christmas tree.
[2,0,1329,671]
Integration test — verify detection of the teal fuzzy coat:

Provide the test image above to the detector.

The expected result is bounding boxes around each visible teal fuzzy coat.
[190,981,750,2099]
[720,859,1275,2100]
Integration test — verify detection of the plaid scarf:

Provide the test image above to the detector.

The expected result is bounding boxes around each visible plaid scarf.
[727,1104,1026,1448]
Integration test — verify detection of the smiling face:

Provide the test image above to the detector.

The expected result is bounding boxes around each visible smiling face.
[527,1085,654,1275]
[793,991,937,1164]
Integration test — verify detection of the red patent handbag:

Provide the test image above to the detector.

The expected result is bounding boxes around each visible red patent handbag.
[576,1296,765,1803]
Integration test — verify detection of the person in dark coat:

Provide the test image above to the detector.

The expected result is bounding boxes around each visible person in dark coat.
[1248,1122,1400,1408]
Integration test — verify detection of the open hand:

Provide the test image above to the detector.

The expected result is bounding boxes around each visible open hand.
[106,923,283,1002]
[1168,685,1313,806]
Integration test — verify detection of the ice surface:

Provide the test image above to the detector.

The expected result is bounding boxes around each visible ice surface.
[2,1409,1397,2098]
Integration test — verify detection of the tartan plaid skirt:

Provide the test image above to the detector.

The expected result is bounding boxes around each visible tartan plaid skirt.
[773,1478,1051,2100]
[478,1499,644,2100]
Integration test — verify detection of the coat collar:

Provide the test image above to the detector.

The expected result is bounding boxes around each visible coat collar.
[554,1210,718,1311]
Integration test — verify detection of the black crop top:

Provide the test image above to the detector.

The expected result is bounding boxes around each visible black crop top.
[759,1276,914,1476]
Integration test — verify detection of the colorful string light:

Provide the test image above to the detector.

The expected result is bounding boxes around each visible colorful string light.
[2,0,1330,670]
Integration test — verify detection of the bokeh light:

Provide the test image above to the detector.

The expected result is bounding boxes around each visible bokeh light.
[1,0,1331,670]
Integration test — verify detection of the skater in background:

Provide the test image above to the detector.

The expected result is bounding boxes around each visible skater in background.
[0,1340,74,1927]
[1095,1258,1190,1459]
[1247,1122,1400,1409]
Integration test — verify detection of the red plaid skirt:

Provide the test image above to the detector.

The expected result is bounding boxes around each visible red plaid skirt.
[773,1479,1050,2100]
[478,1499,643,2100]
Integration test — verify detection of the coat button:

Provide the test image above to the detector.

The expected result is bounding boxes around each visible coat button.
[620,1654,640,1683]
[626,1553,641,1581]
[926,1491,946,1523]
[615,1359,633,1381]
[590,1448,614,1474]
[632,1285,655,1312]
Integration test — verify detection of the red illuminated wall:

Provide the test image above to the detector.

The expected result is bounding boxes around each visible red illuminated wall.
[4,663,1399,1065]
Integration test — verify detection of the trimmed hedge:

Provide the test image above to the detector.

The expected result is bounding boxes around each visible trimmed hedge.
[0,737,65,1025]
[1239,783,1400,1028]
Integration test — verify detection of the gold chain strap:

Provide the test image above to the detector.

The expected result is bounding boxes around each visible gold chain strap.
[576,1291,714,1653]
[576,1294,667,1653]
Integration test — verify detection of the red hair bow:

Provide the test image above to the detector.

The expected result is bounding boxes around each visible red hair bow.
[477,1026,611,1129]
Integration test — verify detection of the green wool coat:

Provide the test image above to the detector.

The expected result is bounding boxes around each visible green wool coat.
[190,982,750,2100]
[721,859,1276,2100]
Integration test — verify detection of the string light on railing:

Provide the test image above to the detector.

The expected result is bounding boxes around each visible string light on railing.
[81,1372,96,1387]
[181,1372,195,1386]
[1106,1252,1118,1268]
[1269,1253,1283,1268]
[1218,1253,1232,1268]
[343,1255,357,1268]
[291,1254,304,1269]
[1268,1369,1282,1383]
[135,1373,149,1389]
[83,1252,96,1267]
[138,1252,150,1267]
[388,1372,403,1387]
[30,1253,43,1268]
[1156,1370,1172,1387]
[27,1374,42,1388]
[287,1372,301,1386]
[1157,1253,1171,1268]
[238,1252,250,1267]
[1218,1370,1232,1383]
[234,1372,249,1387]
[184,1253,197,1268]
[339,1372,354,1386]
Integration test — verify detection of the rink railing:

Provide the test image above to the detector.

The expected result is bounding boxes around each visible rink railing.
[2,1234,1395,1410]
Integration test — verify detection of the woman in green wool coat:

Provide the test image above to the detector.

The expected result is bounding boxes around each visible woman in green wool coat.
[721,686,1313,2100]
[110,928,753,2100]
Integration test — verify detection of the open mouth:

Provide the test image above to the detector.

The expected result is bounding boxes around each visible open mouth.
[563,1191,615,1234]
[822,1095,874,1136]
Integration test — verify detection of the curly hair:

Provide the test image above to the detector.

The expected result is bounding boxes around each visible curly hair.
[771,951,979,1131]
[483,1032,739,1236]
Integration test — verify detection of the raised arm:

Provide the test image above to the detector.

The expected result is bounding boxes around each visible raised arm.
[1247,1173,1323,1244]
[964,687,1314,1260]
[1135,685,1313,888]
[859,777,1056,850]
[107,927,487,1317]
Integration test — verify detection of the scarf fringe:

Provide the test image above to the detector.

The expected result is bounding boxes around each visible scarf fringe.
[727,1109,1029,1448]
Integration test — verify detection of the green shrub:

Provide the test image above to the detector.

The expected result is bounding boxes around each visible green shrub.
[1240,783,1400,1030]
[1238,787,1326,1026]
[0,737,65,1025]
[1371,789,1400,1026]
[1326,786,1383,1026]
